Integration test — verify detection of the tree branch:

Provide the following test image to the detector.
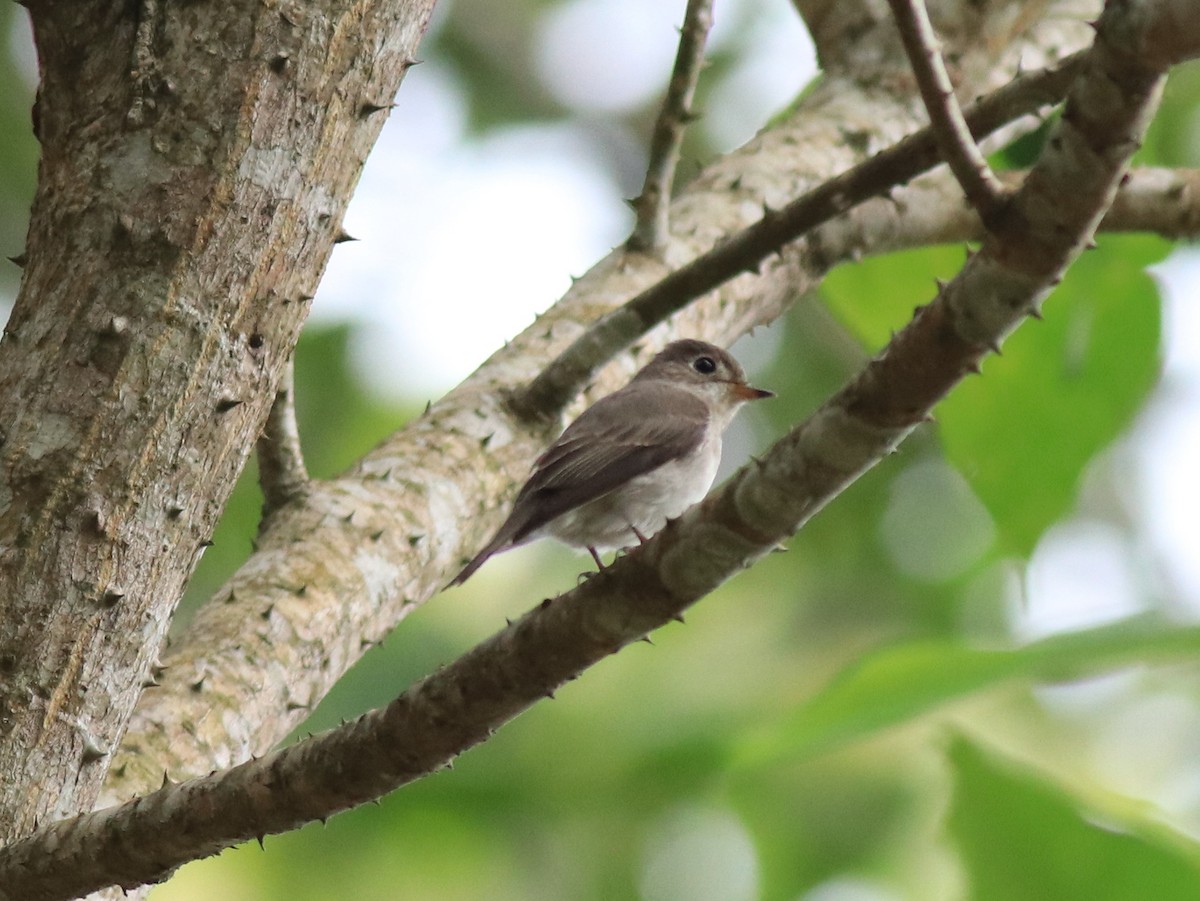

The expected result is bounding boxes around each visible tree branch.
[887,0,1007,222]
[7,2,1193,893]
[1103,167,1200,237]
[811,167,1200,259]
[627,0,714,253]
[0,0,435,840]
[256,357,310,523]
[512,49,1084,422]
[96,4,1093,825]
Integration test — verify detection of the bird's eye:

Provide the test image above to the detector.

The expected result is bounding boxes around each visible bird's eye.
[693,356,717,374]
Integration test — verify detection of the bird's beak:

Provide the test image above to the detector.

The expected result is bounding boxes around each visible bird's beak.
[733,382,774,401]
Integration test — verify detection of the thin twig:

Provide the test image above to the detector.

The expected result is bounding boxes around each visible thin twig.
[256,358,310,520]
[887,0,1007,222]
[628,0,715,253]
[513,49,1084,422]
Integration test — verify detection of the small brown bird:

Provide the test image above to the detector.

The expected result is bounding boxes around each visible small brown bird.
[450,339,772,585]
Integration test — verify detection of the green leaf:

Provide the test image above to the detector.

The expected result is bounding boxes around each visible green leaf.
[732,618,1200,770]
[938,234,1166,556]
[822,245,966,349]
[947,737,1200,900]
[1140,60,1200,166]
[823,236,1166,558]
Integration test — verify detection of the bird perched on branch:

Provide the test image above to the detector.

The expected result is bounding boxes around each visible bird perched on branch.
[450,339,773,585]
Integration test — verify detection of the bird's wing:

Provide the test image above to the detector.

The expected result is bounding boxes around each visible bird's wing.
[504,383,709,544]
[448,383,708,586]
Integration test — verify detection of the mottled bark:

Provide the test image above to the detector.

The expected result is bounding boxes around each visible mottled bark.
[0,0,435,840]
[99,3,1093,829]
[3,0,1200,897]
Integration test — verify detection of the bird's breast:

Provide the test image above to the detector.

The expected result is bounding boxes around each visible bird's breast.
[542,432,722,551]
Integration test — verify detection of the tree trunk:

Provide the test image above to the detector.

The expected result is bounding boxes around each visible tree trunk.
[0,0,435,840]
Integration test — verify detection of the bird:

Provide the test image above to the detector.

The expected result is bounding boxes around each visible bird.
[449,339,773,585]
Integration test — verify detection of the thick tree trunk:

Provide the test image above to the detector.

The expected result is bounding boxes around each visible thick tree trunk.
[0,0,435,840]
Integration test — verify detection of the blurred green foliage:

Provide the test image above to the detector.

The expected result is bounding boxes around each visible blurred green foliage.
[823,235,1167,557]
[3,5,1200,901]
[0,6,36,301]
[947,738,1200,900]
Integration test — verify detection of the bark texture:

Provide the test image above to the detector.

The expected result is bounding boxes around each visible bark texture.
[98,1,1093,826]
[0,0,435,840]
[2,0,1199,896]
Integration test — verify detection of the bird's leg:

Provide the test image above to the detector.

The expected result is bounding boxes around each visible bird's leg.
[577,547,609,584]
[630,526,649,545]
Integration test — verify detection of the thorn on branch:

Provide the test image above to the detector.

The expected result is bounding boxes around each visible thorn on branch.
[359,101,395,118]
[81,736,109,763]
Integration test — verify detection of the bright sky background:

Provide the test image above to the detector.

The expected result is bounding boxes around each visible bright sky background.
[4,0,1198,641]
[318,0,815,398]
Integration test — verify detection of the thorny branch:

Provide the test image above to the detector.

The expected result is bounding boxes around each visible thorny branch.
[514,49,1085,422]
[815,167,1200,257]
[4,1,1196,894]
[628,0,715,253]
[887,0,1007,221]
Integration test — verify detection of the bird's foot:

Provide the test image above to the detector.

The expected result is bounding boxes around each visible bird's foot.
[587,545,606,570]
[577,546,613,583]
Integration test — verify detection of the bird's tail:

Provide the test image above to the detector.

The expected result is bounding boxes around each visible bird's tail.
[447,532,511,587]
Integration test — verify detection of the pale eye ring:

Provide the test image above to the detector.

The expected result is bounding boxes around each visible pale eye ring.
[693,356,717,375]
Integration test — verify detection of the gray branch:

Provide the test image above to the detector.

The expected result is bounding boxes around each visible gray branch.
[5,2,1197,895]
[628,0,715,253]
[887,0,1007,222]
[256,357,310,522]
[512,49,1084,422]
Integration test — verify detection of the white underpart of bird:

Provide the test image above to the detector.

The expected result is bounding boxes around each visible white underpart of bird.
[449,339,773,585]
